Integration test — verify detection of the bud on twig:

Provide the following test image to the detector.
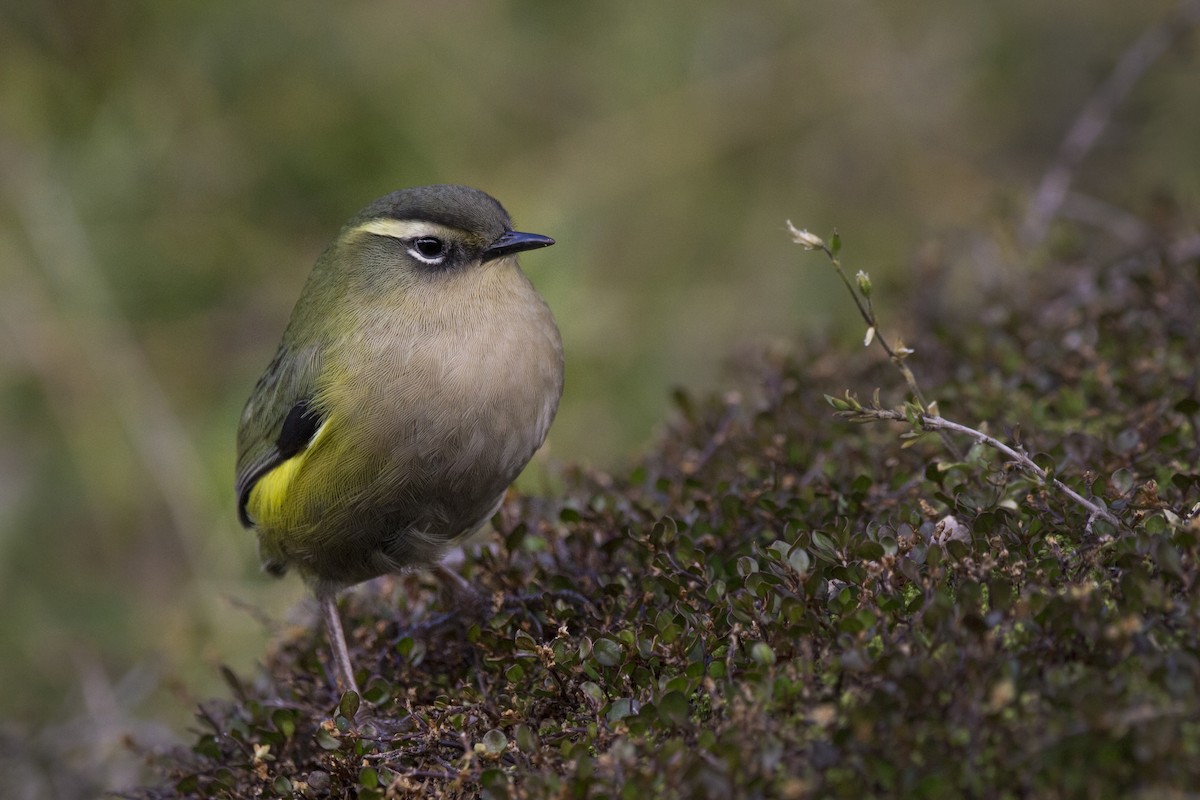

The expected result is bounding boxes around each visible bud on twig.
[786,221,825,251]
[855,270,872,297]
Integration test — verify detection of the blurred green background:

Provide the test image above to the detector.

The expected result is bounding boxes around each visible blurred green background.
[0,0,1196,779]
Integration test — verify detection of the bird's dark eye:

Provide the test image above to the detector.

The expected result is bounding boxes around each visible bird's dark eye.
[410,237,446,261]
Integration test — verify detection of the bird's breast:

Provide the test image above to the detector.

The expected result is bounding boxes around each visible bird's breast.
[320,263,562,519]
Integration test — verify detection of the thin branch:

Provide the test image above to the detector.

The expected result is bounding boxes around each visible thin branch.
[843,405,1121,529]
[1058,191,1156,246]
[788,223,963,460]
[1021,0,1200,247]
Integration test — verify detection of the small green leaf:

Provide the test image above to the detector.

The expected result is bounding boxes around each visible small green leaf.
[580,681,606,706]
[1109,468,1135,497]
[271,709,295,739]
[480,768,508,789]
[481,728,507,755]
[1032,452,1055,474]
[1155,538,1185,581]
[767,539,792,558]
[362,678,393,706]
[856,270,872,298]
[787,547,811,575]
[514,724,539,752]
[749,642,776,666]
[339,690,360,720]
[593,638,623,666]
[607,697,636,722]
[657,690,689,727]
[811,532,836,557]
[855,540,885,560]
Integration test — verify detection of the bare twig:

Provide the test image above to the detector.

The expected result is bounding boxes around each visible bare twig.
[1021,0,1200,247]
[1058,192,1156,246]
[834,402,1121,529]
[788,223,964,460]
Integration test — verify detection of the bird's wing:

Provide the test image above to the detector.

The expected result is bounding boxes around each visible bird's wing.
[235,342,324,528]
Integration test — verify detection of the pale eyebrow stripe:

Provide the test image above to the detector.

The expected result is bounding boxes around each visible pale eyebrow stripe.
[351,218,460,240]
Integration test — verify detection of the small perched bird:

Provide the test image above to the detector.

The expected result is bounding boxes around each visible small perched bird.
[235,185,563,695]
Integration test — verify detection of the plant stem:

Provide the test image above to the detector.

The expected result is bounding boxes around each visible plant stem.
[803,232,961,459]
[856,407,1120,528]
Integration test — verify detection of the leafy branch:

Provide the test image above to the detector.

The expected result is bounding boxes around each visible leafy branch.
[789,223,1122,531]
[826,392,1121,530]
[786,223,960,460]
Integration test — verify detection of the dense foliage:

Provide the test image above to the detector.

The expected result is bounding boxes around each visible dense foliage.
[128,241,1200,798]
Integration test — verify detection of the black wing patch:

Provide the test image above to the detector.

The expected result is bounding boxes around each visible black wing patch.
[277,399,324,459]
[236,399,326,528]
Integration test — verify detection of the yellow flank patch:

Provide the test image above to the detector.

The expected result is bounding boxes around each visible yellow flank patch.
[246,416,332,528]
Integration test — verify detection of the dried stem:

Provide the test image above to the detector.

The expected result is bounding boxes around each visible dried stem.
[840,404,1121,530]
[1021,0,1200,247]
[788,223,963,460]
[790,224,1129,529]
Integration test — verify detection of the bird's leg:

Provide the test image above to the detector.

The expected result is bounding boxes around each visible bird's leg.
[434,562,488,618]
[320,594,359,697]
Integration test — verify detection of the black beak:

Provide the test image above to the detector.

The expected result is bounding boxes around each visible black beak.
[483,230,556,262]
